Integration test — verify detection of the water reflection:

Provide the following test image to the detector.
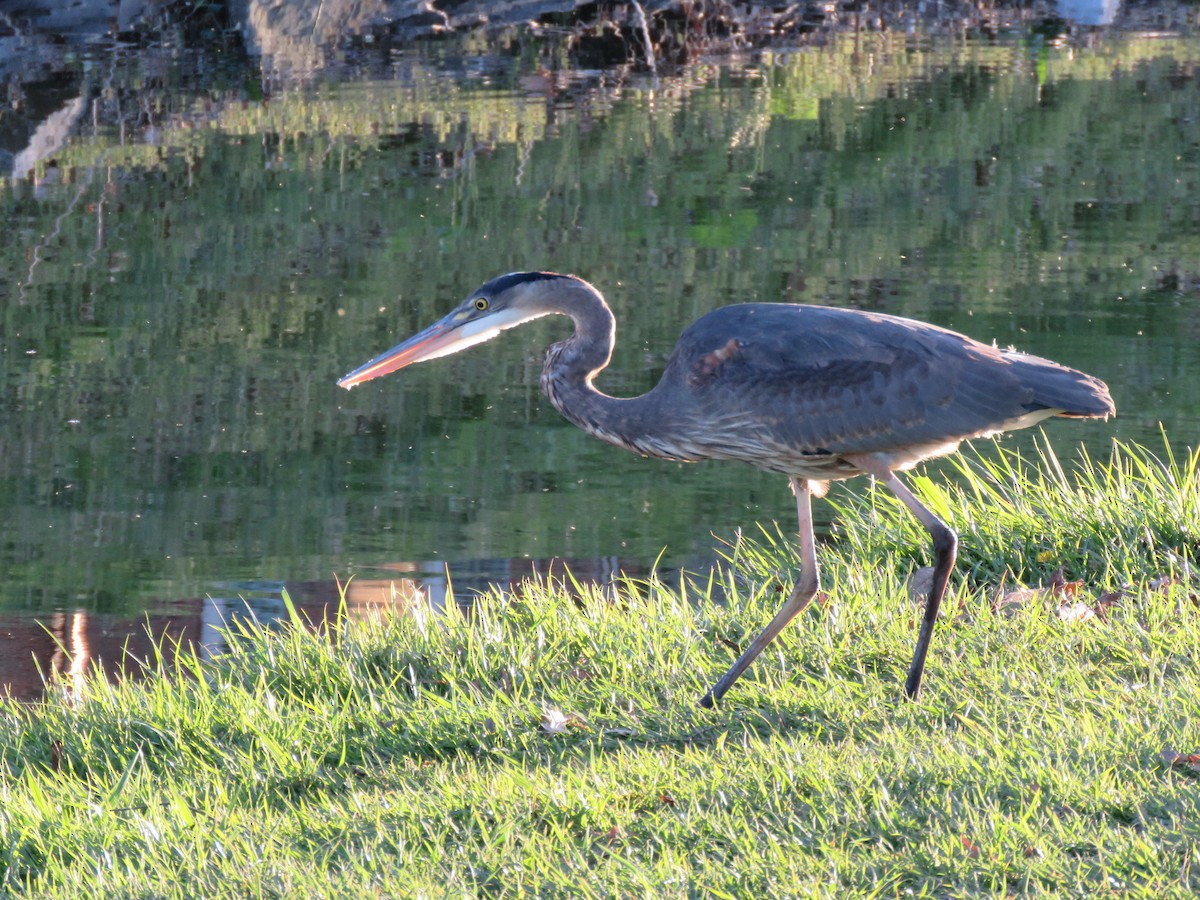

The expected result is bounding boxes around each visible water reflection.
[2,26,1199,661]
[0,555,677,703]
[1057,1,1119,27]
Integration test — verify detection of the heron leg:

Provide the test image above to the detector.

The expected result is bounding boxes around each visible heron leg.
[699,477,820,708]
[846,454,958,701]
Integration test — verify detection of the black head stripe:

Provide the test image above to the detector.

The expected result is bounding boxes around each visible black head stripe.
[477,271,569,297]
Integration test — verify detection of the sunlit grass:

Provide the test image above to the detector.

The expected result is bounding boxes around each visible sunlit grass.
[737,433,1198,593]
[2,438,1199,897]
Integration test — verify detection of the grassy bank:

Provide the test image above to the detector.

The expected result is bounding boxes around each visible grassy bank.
[2,438,1199,897]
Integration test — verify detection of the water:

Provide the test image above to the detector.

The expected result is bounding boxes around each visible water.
[3,29,1200,699]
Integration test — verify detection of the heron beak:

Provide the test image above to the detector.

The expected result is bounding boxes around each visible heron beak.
[338,306,543,390]
[337,319,462,389]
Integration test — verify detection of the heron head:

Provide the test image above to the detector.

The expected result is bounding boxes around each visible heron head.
[337,271,585,389]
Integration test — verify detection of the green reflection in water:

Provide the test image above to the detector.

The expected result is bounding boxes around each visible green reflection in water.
[1,32,1198,615]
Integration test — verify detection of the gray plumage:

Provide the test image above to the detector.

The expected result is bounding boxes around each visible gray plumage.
[338,271,1115,705]
[639,302,1111,476]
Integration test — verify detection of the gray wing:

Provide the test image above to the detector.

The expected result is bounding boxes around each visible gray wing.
[662,303,1112,457]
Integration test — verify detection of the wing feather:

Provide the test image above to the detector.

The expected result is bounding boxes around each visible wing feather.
[661,303,1110,464]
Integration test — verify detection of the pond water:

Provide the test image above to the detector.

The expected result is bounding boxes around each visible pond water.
[3,27,1200,699]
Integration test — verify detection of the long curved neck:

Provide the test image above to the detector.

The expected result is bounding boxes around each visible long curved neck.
[537,281,665,456]
[543,282,617,384]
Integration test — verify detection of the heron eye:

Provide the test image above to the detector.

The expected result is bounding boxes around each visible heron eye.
[474,297,489,311]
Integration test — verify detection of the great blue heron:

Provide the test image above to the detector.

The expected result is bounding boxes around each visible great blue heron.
[338,272,1115,706]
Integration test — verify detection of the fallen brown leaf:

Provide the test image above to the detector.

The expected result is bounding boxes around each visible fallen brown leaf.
[1149,574,1177,593]
[990,567,1078,611]
[990,568,1115,623]
[1093,590,1124,619]
[540,708,588,735]
[1056,601,1096,624]
[991,585,1044,617]
[1161,748,1200,773]
[1048,568,1081,596]
[603,727,637,738]
[1147,573,1200,606]
[540,709,568,734]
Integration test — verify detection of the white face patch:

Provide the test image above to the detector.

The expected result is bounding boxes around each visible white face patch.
[419,306,553,362]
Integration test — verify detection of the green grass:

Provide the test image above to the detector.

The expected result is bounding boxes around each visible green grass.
[2,437,1199,897]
